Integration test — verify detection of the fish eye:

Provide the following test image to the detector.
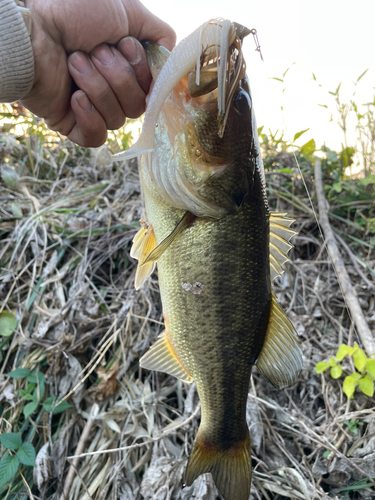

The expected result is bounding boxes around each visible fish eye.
[233,90,251,116]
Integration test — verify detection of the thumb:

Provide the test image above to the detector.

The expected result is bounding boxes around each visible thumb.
[127,1,176,51]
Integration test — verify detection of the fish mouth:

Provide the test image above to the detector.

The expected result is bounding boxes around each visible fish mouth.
[187,20,251,137]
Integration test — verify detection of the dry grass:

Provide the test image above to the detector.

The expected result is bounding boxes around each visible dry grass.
[1,106,375,500]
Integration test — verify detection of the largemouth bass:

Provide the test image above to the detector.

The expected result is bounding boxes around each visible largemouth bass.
[114,18,302,500]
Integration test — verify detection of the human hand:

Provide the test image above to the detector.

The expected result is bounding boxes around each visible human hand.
[21,0,175,147]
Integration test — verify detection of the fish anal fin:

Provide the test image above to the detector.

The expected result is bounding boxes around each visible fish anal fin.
[142,211,194,266]
[140,331,193,384]
[269,213,297,281]
[185,430,251,500]
[130,222,157,290]
[256,293,302,389]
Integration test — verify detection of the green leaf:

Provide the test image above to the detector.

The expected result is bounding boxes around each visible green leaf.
[7,368,30,379]
[332,182,342,193]
[315,362,330,373]
[322,450,330,458]
[34,381,45,402]
[52,400,73,415]
[359,375,374,397]
[43,397,72,414]
[340,147,355,169]
[328,357,337,367]
[23,401,38,418]
[0,433,22,450]
[301,138,316,157]
[336,344,354,361]
[0,312,17,337]
[10,202,23,218]
[293,128,310,142]
[0,167,19,190]
[353,347,367,373]
[366,359,375,377]
[23,394,34,401]
[26,371,45,384]
[343,373,361,399]
[271,77,283,83]
[0,452,19,488]
[359,174,375,187]
[16,443,35,466]
[357,69,368,82]
[330,364,342,379]
[26,383,35,393]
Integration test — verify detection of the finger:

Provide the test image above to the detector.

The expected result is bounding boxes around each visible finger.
[68,51,126,130]
[128,2,176,51]
[91,43,147,118]
[68,90,108,147]
[117,37,152,94]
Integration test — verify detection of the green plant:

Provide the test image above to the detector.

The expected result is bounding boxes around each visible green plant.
[0,433,35,488]
[7,368,72,417]
[344,419,363,435]
[315,343,375,398]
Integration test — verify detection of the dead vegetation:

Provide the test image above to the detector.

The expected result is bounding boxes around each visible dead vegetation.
[0,106,375,500]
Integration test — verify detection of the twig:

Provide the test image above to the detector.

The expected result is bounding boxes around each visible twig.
[60,403,99,500]
[314,159,375,356]
[334,232,375,290]
[66,403,201,460]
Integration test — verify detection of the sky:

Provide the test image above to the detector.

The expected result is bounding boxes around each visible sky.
[141,0,375,153]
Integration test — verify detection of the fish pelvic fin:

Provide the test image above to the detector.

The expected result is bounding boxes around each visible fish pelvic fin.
[140,331,193,384]
[269,213,297,281]
[185,430,251,500]
[256,293,302,389]
[130,222,157,290]
[141,212,194,266]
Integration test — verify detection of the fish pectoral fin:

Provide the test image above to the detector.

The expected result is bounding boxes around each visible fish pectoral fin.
[130,223,157,290]
[141,211,194,266]
[269,213,297,281]
[185,430,251,500]
[256,293,302,389]
[140,332,193,384]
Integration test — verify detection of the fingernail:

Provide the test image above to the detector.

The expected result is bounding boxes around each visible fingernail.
[92,44,116,65]
[118,37,141,65]
[76,91,93,113]
[70,52,94,75]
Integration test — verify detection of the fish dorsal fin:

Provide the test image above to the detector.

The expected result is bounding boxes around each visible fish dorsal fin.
[130,222,157,290]
[140,332,193,383]
[269,213,297,281]
[256,293,302,389]
[141,212,193,266]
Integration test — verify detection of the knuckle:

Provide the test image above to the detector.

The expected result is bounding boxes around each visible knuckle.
[107,114,126,131]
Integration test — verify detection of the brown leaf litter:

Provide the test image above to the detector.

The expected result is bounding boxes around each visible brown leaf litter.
[0,108,375,499]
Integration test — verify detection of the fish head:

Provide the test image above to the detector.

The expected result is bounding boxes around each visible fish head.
[143,20,262,217]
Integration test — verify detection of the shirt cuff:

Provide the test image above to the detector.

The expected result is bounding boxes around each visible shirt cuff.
[0,0,34,102]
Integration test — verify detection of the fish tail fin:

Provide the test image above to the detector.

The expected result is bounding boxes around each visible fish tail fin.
[185,430,251,500]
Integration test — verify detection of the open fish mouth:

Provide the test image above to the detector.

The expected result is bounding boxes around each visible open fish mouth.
[187,20,251,137]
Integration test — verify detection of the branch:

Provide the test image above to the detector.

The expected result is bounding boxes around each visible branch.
[314,159,375,356]
[60,404,99,500]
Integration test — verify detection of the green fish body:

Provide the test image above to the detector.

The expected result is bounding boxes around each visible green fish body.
[115,19,302,500]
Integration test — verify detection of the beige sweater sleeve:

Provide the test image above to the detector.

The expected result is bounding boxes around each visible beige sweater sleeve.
[0,0,34,102]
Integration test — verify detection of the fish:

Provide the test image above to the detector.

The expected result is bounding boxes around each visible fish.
[113,18,302,500]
